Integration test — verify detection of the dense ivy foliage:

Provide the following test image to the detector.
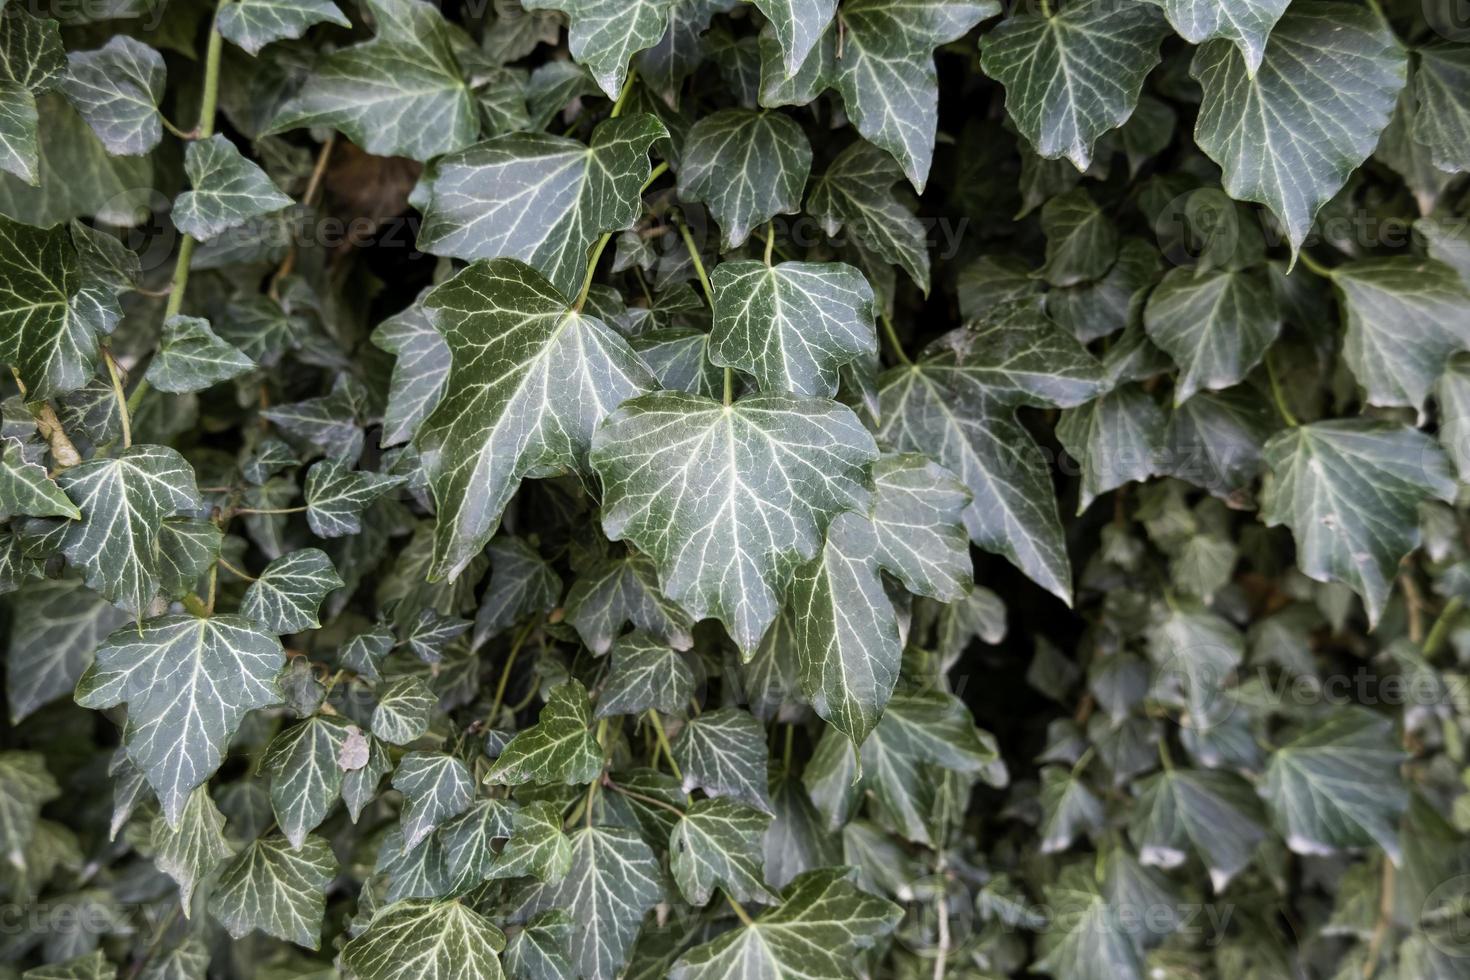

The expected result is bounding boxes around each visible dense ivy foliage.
[1,0,1470,977]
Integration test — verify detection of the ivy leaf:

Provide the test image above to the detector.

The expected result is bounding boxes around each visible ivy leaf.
[1437,352,1470,482]
[418,259,654,580]
[1032,864,1144,980]
[259,714,356,847]
[637,0,737,105]
[593,390,876,653]
[303,458,404,539]
[491,800,572,882]
[1411,42,1470,174]
[144,315,256,394]
[563,551,694,655]
[267,0,477,161]
[1143,266,1280,405]
[1328,257,1470,411]
[789,512,900,746]
[877,301,1105,604]
[1260,420,1457,625]
[669,797,774,906]
[1038,188,1118,287]
[6,578,125,724]
[487,681,603,786]
[474,536,561,645]
[1161,387,1272,502]
[341,735,393,823]
[405,609,471,662]
[505,910,574,980]
[1,435,79,519]
[438,797,516,888]
[417,115,666,300]
[151,785,234,910]
[217,0,350,55]
[0,750,58,861]
[341,899,507,980]
[0,7,63,185]
[393,752,475,851]
[241,548,344,634]
[372,295,450,448]
[596,630,695,717]
[980,0,1167,172]
[670,868,900,979]
[1056,384,1167,513]
[56,445,202,617]
[371,676,436,745]
[522,0,674,99]
[76,614,284,827]
[709,260,876,398]
[1190,1,1405,259]
[512,826,662,980]
[1129,768,1267,892]
[752,0,834,75]
[673,707,772,812]
[1142,0,1286,75]
[341,625,395,683]
[1261,707,1408,861]
[58,36,164,157]
[172,135,292,242]
[678,109,811,249]
[0,217,94,401]
[868,453,971,602]
[804,139,930,295]
[262,376,368,461]
[19,951,114,980]
[208,834,335,948]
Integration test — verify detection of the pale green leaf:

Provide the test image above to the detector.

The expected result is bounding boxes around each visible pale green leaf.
[341,899,507,980]
[151,785,234,910]
[217,0,350,55]
[490,799,572,882]
[678,108,811,249]
[144,315,256,394]
[1142,0,1287,74]
[595,629,695,717]
[6,577,125,723]
[669,797,773,906]
[303,457,404,539]
[259,714,355,846]
[487,681,602,786]
[372,294,449,448]
[241,548,343,634]
[673,707,772,811]
[172,135,292,242]
[868,452,971,602]
[58,36,163,157]
[1143,266,1280,405]
[0,434,79,519]
[563,550,695,655]
[372,676,436,746]
[208,834,335,948]
[522,0,674,99]
[393,751,474,850]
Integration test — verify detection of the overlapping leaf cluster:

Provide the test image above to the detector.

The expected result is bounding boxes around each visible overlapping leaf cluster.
[1,0,1470,977]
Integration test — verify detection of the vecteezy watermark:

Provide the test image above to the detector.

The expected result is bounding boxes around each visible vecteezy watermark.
[1421,873,1470,958]
[0,900,141,939]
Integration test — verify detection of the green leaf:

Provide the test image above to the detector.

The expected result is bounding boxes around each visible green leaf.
[1147,0,1287,74]
[56,445,202,616]
[418,259,654,580]
[709,260,876,398]
[0,7,63,184]
[1143,267,1280,405]
[172,135,292,242]
[1329,257,1470,411]
[669,797,774,906]
[789,512,900,745]
[1056,384,1167,513]
[474,536,561,645]
[563,551,694,655]
[673,707,772,811]
[487,681,603,786]
[418,114,666,300]
[868,453,971,602]
[1161,387,1272,501]
[342,734,393,822]
[437,796,515,887]
[208,834,335,948]
[1129,768,1267,892]
[1260,420,1457,625]
[151,785,234,909]
[512,826,662,980]
[392,751,474,850]
[371,676,436,745]
[342,899,507,980]
[0,217,99,402]
[1411,42,1470,174]
[877,301,1106,603]
[523,0,672,99]
[504,910,574,980]
[592,389,877,654]
[1261,706,1408,861]
[217,0,350,55]
[267,0,477,161]
[1436,352,1470,482]
[6,577,125,723]
[259,714,355,846]
[752,0,834,75]
[262,376,368,461]
[677,109,811,249]
[157,518,222,600]
[804,138,930,295]
[1,434,79,519]
[980,0,1167,171]
[1032,864,1144,980]
[76,613,285,826]
[341,624,395,683]
[1038,188,1118,287]
[58,36,164,157]
[21,951,115,980]
[303,457,404,539]
[670,867,900,979]
[144,315,256,394]
[595,630,695,717]
[241,548,343,634]
[491,799,572,882]
[0,750,58,862]
[1190,1,1405,259]
[404,609,470,662]
[372,294,450,448]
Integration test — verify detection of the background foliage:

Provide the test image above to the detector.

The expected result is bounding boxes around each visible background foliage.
[1,0,1470,977]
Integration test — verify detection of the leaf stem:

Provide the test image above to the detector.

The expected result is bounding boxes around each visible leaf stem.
[646,711,682,782]
[102,347,132,449]
[603,778,685,817]
[1424,597,1464,660]
[1264,351,1299,427]
[725,892,755,927]
[675,216,714,306]
[234,505,307,516]
[159,115,194,140]
[1295,250,1334,279]
[879,309,912,366]
[763,220,774,265]
[216,557,255,582]
[574,233,614,311]
[488,616,540,721]
[610,69,639,118]
[640,160,669,193]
